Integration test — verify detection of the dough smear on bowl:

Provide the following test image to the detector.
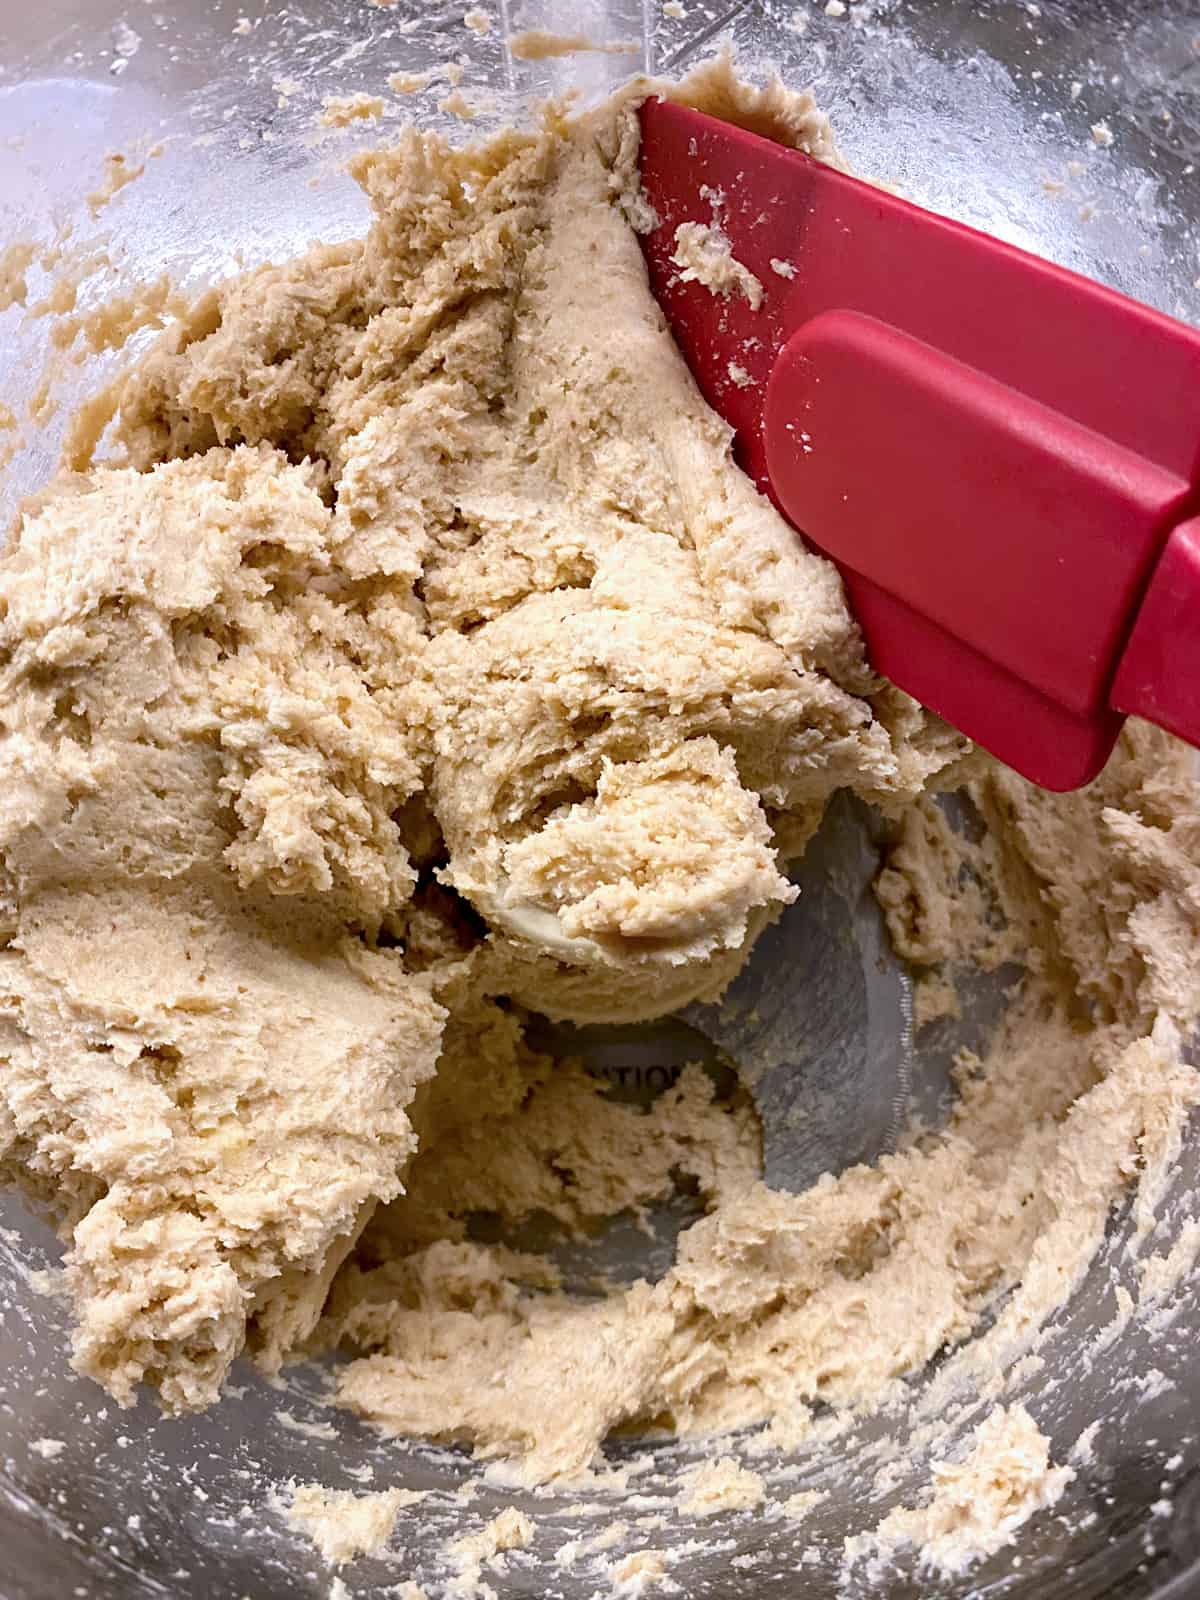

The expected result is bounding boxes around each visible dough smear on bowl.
[1,55,1197,1514]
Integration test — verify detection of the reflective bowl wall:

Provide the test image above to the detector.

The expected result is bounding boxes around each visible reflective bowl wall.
[1,3,1199,1597]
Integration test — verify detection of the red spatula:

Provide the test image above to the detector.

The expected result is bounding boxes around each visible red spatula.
[637,98,1200,790]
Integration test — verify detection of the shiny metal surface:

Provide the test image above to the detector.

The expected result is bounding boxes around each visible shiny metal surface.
[2,3,1200,1597]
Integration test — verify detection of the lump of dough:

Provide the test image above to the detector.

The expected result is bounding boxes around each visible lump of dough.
[501,737,796,949]
[843,1405,1075,1578]
[107,90,964,1034]
[0,446,443,1408]
[423,589,842,1019]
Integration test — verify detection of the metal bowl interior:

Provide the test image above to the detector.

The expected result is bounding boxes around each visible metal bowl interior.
[1,3,1199,1597]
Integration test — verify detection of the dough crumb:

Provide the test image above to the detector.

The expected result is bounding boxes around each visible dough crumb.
[556,1519,629,1567]
[671,220,764,309]
[1071,1421,1101,1465]
[844,1406,1075,1578]
[277,1407,338,1442]
[1090,119,1114,147]
[769,256,797,278]
[727,361,752,387]
[678,1456,766,1516]
[663,0,687,15]
[913,970,961,1029]
[30,1438,66,1460]
[389,71,431,94]
[86,152,149,218]
[464,8,492,33]
[447,1508,535,1592]
[1139,1217,1200,1306]
[284,1484,418,1566]
[320,93,387,129]
[608,1549,674,1593]
[825,0,848,15]
[438,90,478,121]
[781,1488,827,1520]
[0,241,37,312]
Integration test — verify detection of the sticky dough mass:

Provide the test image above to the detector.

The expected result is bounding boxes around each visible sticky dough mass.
[2,61,1199,1484]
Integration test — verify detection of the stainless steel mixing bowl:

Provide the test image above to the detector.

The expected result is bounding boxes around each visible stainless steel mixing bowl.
[2,2,1199,1596]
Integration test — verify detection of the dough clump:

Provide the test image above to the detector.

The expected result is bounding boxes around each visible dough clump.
[844,1405,1076,1578]
[285,1482,415,1566]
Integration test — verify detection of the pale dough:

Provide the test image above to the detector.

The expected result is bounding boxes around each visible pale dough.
[677,1455,766,1516]
[1,56,1199,1585]
[670,218,765,309]
[843,1404,1076,1578]
[446,1508,534,1596]
[285,1482,417,1566]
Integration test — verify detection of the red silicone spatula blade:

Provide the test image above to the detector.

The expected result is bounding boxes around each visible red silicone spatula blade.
[763,307,1190,788]
[637,97,1200,788]
[846,576,1126,791]
[1112,516,1200,745]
